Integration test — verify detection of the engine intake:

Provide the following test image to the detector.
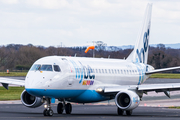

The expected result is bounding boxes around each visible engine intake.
[115,90,140,110]
[21,90,44,108]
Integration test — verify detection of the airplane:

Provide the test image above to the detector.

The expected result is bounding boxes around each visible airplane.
[0,3,180,116]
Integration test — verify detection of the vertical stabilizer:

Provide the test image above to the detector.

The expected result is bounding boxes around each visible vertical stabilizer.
[126,4,152,64]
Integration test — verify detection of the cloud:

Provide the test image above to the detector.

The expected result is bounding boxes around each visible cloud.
[1,0,18,4]
[0,0,180,47]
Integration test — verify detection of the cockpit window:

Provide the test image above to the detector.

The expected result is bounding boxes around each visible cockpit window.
[40,65,53,71]
[54,65,61,72]
[30,64,41,71]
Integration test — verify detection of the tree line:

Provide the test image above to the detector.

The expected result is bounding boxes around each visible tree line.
[0,43,180,72]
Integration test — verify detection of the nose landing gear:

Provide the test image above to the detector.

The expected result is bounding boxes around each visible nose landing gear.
[43,108,53,116]
[43,98,54,116]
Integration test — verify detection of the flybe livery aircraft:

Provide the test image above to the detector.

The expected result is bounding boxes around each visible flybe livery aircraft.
[0,4,180,116]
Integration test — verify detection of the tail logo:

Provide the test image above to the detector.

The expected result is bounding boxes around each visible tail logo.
[136,29,149,63]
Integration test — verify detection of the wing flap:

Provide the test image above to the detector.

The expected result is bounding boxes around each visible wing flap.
[138,83,180,92]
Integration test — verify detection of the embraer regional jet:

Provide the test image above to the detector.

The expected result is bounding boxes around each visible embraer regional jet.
[0,4,180,116]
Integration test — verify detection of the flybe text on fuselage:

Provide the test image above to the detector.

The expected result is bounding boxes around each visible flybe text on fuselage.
[70,60,95,85]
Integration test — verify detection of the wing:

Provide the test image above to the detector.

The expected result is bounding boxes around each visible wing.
[0,77,25,90]
[98,83,180,98]
[138,83,180,92]
[145,66,180,75]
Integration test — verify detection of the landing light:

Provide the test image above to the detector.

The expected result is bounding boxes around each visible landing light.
[44,105,47,108]
[96,88,104,93]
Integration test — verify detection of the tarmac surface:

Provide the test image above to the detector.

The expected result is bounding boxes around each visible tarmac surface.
[0,104,180,120]
[0,77,180,119]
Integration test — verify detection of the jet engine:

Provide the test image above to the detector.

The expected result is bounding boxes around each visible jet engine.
[21,90,44,108]
[115,90,140,110]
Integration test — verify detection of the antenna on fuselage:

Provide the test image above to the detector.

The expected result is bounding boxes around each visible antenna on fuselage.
[74,53,77,57]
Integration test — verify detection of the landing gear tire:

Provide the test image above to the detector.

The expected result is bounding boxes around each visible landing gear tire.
[65,103,72,114]
[43,109,48,116]
[117,108,124,115]
[43,109,53,116]
[48,109,54,116]
[126,110,132,116]
[57,103,64,114]
[43,98,53,116]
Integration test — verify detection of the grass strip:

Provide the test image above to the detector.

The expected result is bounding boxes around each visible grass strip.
[0,87,24,100]
[150,73,180,79]
[169,106,180,109]
[0,72,27,76]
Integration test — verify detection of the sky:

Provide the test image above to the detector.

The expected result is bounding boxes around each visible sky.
[0,0,180,47]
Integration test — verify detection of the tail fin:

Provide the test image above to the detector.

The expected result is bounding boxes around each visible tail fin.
[126,3,152,64]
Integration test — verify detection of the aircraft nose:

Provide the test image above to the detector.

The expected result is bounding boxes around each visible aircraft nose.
[25,72,44,89]
[25,78,41,89]
[25,71,57,89]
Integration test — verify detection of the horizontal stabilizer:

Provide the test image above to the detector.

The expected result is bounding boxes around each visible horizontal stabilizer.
[145,66,180,75]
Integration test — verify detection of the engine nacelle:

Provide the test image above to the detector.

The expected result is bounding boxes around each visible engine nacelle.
[21,90,44,108]
[115,90,140,110]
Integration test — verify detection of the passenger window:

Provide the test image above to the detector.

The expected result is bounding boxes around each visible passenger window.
[105,69,107,73]
[30,64,41,71]
[99,69,101,73]
[54,65,61,72]
[112,69,114,74]
[124,70,126,74]
[102,69,104,73]
[40,65,53,71]
[114,69,117,74]
[109,69,111,74]
[96,69,98,73]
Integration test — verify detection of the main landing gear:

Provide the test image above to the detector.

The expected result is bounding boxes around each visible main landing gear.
[117,108,133,116]
[57,99,72,114]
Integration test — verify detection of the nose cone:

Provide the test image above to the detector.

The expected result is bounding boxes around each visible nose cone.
[25,71,45,97]
[25,71,43,89]
[25,71,57,97]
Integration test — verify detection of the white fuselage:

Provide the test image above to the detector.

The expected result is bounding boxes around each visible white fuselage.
[25,56,152,103]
